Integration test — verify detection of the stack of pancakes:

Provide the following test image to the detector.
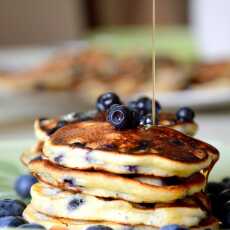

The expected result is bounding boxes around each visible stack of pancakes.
[21,111,219,229]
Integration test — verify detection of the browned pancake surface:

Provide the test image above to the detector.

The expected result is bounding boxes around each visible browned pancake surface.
[50,122,218,163]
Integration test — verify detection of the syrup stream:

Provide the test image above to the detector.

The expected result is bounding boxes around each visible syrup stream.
[152,0,156,125]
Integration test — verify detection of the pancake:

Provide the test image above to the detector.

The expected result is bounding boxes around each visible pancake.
[34,111,198,142]
[21,142,43,166]
[43,122,217,177]
[24,204,219,230]
[27,159,206,203]
[30,183,208,227]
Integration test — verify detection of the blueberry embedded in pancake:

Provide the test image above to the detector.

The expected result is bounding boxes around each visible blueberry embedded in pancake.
[30,182,208,227]
[42,122,217,177]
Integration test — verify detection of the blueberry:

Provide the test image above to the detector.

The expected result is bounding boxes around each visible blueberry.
[135,97,152,115]
[221,209,230,228]
[219,189,230,204]
[96,92,121,112]
[14,175,38,199]
[207,193,220,216]
[139,114,153,126]
[128,100,138,111]
[205,182,225,195]
[176,107,195,122]
[223,177,230,188]
[222,200,230,216]
[68,198,84,211]
[86,225,113,230]
[107,105,139,130]
[0,216,27,227]
[18,223,45,229]
[160,224,189,230]
[129,98,161,115]
[56,120,68,129]
[130,109,140,128]
[155,100,161,113]
[0,199,26,218]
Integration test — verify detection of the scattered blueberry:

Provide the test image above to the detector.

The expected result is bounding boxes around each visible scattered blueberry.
[18,223,45,229]
[107,105,138,130]
[127,100,138,111]
[0,199,26,218]
[223,177,230,188]
[0,216,27,228]
[68,198,84,211]
[96,92,122,112]
[176,107,195,122]
[207,193,220,216]
[205,182,225,195]
[206,181,230,227]
[160,224,189,230]
[219,189,230,204]
[221,210,230,228]
[86,225,113,230]
[14,175,38,199]
[223,200,230,213]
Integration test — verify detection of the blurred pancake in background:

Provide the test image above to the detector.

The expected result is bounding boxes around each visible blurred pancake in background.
[190,61,230,89]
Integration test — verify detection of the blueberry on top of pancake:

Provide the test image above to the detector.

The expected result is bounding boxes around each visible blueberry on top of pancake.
[35,110,198,141]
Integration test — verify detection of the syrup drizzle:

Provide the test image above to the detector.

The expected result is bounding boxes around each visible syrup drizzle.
[152,0,157,125]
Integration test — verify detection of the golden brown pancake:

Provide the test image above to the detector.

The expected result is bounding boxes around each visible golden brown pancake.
[29,182,210,227]
[24,204,219,230]
[191,61,230,89]
[42,122,217,177]
[27,159,206,204]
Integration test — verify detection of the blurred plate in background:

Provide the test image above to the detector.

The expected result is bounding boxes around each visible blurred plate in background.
[0,27,230,126]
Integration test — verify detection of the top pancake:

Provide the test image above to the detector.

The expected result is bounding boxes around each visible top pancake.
[50,121,217,163]
[42,121,218,177]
